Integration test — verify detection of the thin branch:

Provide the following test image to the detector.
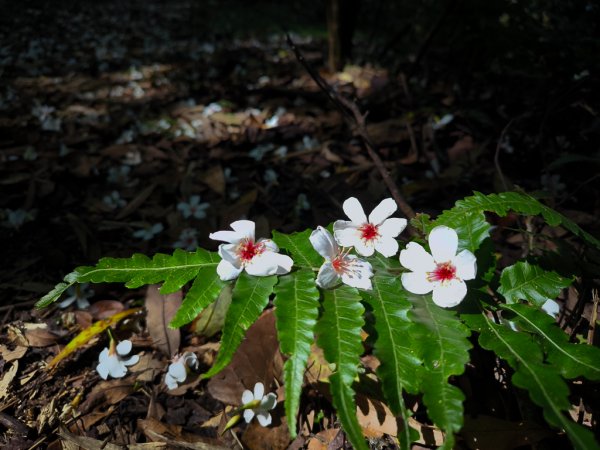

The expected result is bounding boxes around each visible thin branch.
[494,119,514,192]
[286,34,416,221]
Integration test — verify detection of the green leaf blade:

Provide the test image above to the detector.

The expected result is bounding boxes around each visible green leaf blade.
[35,272,78,308]
[498,261,571,306]
[202,273,277,379]
[274,269,320,438]
[272,229,322,269]
[434,210,490,253]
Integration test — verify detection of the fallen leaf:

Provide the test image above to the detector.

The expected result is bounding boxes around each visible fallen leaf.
[116,183,157,220]
[145,286,181,357]
[23,322,60,347]
[201,165,226,196]
[0,345,27,362]
[355,394,397,438]
[242,413,291,450]
[191,284,232,338]
[306,429,341,450]
[0,361,18,401]
[131,352,164,382]
[88,300,125,320]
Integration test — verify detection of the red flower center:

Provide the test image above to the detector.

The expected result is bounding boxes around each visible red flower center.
[237,239,264,262]
[359,223,379,242]
[428,262,457,283]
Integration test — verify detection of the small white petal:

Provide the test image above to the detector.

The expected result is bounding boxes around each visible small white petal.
[340,257,373,290]
[243,409,255,423]
[98,348,110,363]
[432,279,467,308]
[256,412,272,427]
[342,197,367,224]
[374,236,399,257]
[76,298,91,309]
[107,358,127,378]
[310,227,337,259]
[399,243,436,273]
[542,299,560,317]
[218,243,241,266]
[401,272,433,295]
[183,352,199,370]
[122,354,140,367]
[341,271,372,290]
[379,217,407,238]
[272,253,294,275]
[230,220,255,240]
[333,226,359,248]
[96,361,110,379]
[58,296,76,308]
[253,382,265,400]
[429,226,458,263]
[217,259,243,281]
[354,238,374,257]
[242,389,254,404]
[116,340,132,356]
[316,262,340,289]
[261,392,277,411]
[165,373,178,390]
[209,230,242,244]
[259,238,279,253]
[168,361,187,382]
[368,198,397,225]
[453,249,477,281]
[245,252,280,276]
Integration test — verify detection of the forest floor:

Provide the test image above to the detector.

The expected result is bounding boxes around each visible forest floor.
[1,1,599,449]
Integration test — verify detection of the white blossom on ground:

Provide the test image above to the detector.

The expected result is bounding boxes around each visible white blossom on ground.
[58,283,94,309]
[333,197,407,257]
[165,352,199,390]
[209,220,293,281]
[249,143,273,161]
[241,382,277,427]
[173,228,199,251]
[310,226,373,290]
[264,107,286,128]
[294,193,310,216]
[31,104,61,131]
[177,195,209,219]
[102,191,126,210]
[399,225,477,308]
[202,102,223,117]
[432,113,454,130]
[133,223,164,241]
[263,169,278,185]
[96,339,139,379]
[274,145,288,158]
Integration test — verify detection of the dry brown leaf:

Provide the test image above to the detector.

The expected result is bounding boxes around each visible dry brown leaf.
[201,165,226,196]
[79,379,133,416]
[355,395,397,438]
[131,352,164,383]
[145,285,181,357]
[0,361,18,401]
[0,345,27,362]
[23,322,60,347]
[305,344,333,384]
[88,300,125,320]
[58,426,123,450]
[116,183,157,220]
[241,414,291,450]
[207,309,280,405]
[306,429,342,450]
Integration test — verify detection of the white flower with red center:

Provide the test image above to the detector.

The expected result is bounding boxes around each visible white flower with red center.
[333,197,407,257]
[399,225,477,307]
[209,220,294,281]
[310,226,373,290]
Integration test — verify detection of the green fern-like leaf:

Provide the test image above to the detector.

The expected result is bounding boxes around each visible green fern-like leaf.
[272,229,322,269]
[273,269,320,438]
[433,191,600,249]
[498,261,572,306]
[76,248,220,292]
[466,310,599,450]
[202,273,277,379]
[169,267,227,328]
[316,286,368,450]
[408,295,472,449]
[502,303,600,380]
[360,275,421,450]
[35,272,78,308]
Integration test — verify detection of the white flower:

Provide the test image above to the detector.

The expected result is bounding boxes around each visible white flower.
[177,195,209,219]
[249,144,273,161]
[263,169,278,185]
[333,197,407,257]
[133,223,164,241]
[399,226,477,308]
[432,113,454,130]
[173,228,199,251]
[241,382,277,427]
[209,220,293,281]
[309,226,373,290]
[202,102,223,117]
[58,283,94,309]
[96,339,139,379]
[103,191,126,210]
[165,352,199,390]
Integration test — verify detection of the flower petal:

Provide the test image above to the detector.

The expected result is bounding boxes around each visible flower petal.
[218,243,241,266]
[96,361,109,380]
[260,392,278,411]
[353,238,375,257]
[209,230,242,244]
[165,373,178,389]
[58,296,76,308]
[374,235,399,257]
[399,242,436,273]
[333,225,359,248]
[217,259,243,281]
[432,279,467,308]
[259,238,279,253]
[368,198,397,225]
[168,361,187,382]
[341,271,372,290]
[253,382,265,400]
[242,389,254,404]
[116,340,132,356]
[453,249,477,281]
[256,412,272,427]
[316,262,340,289]
[272,254,294,275]
[98,348,110,363]
[340,257,373,290]
[230,220,255,240]
[122,354,140,367]
[379,217,407,238]
[243,409,255,423]
[245,252,280,276]
[310,226,337,259]
[183,352,199,370]
[401,272,433,295]
[429,226,458,263]
[342,197,367,224]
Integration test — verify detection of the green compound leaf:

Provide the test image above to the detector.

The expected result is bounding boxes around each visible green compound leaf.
[466,310,599,450]
[35,272,78,308]
[169,267,227,328]
[274,269,320,438]
[360,275,421,450]
[498,261,572,306]
[433,191,600,249]
[272,229,322,269]
[502,303,600,380]
[202,273,277,379]
[407,295,472,449]
[76,248,219,292]
[433,207,491,253]
[316,286,368,450]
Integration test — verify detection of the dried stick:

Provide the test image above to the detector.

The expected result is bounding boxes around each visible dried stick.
[286,34,416,220]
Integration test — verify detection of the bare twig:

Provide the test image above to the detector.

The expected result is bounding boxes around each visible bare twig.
[494,119,514,192]
[286,34,416,221]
